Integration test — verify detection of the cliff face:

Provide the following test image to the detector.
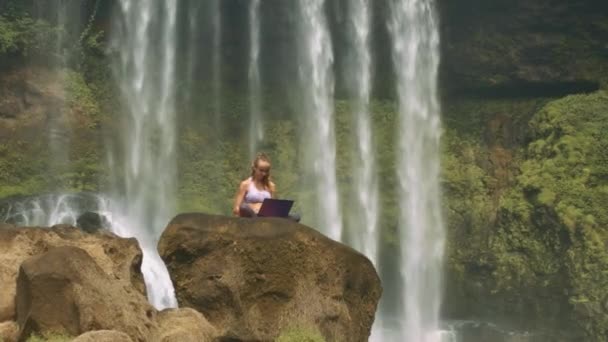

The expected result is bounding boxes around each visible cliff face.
[437,1,608,339]
[439,0,608,96]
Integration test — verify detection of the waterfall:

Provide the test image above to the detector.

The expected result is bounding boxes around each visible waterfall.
[212,0,222,130]
[297,1,342,241]
[388,0,445,341]
[345,0,380,265]
[33,0,80,189]
[111,0,179,310]
[248,0,263,158]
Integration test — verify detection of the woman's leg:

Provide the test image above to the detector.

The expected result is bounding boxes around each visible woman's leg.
[239,203,257,217]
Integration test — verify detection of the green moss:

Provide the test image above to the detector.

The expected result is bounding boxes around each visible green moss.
[275,326,326,342]
[491,91,608,339]
[65,70,101,119]
[25,333,72,342]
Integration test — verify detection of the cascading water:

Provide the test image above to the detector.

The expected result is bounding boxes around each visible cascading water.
[0,193,109,228]
[33,0,81,187]
[111,0,178,310]
[345,0,380,266]
[297,0,343,241]
[212,0,222,129]
[388,0,446,341]
[248,0,263,158]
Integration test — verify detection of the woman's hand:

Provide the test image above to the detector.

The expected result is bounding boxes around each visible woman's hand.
[232,206,240,216]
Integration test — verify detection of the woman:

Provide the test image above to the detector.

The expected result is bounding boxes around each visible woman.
[233,152,275,217]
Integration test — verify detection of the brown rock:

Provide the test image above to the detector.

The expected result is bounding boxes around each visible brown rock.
[0,321,19,342]
[158,213,382,342]
[0,224,146,322]
[72,330,134,342]
[16,246,156,342]
[154,308,217,342]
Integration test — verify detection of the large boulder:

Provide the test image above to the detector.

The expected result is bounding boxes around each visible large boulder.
[158,213,382,342]
[0,224,146,323]
[15,246,156,341]
[72,330,134,342]
[155,308,217,342]
[0,321,18,342]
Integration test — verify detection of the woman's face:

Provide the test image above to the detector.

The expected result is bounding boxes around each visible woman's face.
[253,160,271,180]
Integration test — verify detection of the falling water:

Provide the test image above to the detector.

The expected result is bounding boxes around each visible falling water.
[34,0,80,187]
[111,0,179,310]
[297,1,342,241]
[248,0,263,157]
[345,0,380,265]
[212,0,222,129]
[388,0,445,341]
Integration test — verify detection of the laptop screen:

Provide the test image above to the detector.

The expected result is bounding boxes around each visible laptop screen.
[257,199,294,217]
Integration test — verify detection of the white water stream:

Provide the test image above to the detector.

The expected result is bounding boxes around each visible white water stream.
[297,0,343,241]
[388,0,446,341]
[111,0,179,310]
[248,0,264,158]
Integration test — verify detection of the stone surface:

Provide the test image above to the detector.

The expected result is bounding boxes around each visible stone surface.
[0,224,146,322]
[72,330,134,342]
[159,213,382,342]
[154,308,217,342]
[0,321,18,342]
[15,246,156,342]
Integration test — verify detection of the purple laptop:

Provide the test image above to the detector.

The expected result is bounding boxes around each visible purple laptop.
[257,198,294,218]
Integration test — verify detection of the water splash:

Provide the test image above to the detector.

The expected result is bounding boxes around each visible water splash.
[112,0,179,310]
[388,0,445,341]
[297,0,342,241]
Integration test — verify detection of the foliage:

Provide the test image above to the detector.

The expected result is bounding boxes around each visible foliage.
[275,326,326,342]
[0,15,59,57]
[65,70,101,119]
[491,91,608,338]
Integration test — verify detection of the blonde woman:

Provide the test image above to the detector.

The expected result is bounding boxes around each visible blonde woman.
[232,153,300,221]
[233,153,275,217]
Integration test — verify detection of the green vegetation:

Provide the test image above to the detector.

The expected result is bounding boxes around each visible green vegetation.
[0,15,59,57]
[494,91,608,339]
[26,333,72,342]
[275,326,326,342]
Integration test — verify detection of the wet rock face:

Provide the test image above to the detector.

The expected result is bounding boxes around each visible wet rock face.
[76,211,111,233]
[158,213,382,342]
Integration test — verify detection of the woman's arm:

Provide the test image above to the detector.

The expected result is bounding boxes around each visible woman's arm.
[233,180,249,216]
[269,182,276,198]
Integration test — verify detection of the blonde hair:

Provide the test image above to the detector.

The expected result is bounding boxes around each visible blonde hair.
[250,152,272,189]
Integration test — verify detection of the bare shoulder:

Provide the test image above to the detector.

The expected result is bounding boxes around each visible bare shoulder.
[269,181,276,191]
[240,179,250,190]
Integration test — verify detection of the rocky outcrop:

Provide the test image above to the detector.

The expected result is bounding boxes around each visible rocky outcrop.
[0,224,146,323]
[16,246,156,341]
[158,213,382,342]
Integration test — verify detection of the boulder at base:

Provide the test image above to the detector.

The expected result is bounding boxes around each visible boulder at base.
[158,213,382,342]
[0,224,146,323]
[155,308,217,342]
[16,246,156,341]
[72,330,134,342]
